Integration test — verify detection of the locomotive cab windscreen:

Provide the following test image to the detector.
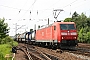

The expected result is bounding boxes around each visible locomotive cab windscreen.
[60,24,75,30]
[60,24,77,36]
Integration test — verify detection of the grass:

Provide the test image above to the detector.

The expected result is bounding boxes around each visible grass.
[0,41,18,60]
[0,44,10,56]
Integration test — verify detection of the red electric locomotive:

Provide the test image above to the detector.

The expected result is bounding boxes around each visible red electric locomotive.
[35,21,78,49]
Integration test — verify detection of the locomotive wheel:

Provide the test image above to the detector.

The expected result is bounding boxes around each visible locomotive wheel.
[40,42,45,47]
[52,45,57,50]
[48,45,52,49]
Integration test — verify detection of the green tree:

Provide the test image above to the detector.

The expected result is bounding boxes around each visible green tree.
[72,11,79,18]
[71,11,79,22]
[1,36,13,44]
[78,27,84,42]
[64,18,72,22]
[86,18,90,28]
[0,18,9,43]
[85,32,90,43]
[64,11,90,43]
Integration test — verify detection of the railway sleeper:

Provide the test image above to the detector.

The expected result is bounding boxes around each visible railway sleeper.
[28,51,51,60]
[43,52,59,60]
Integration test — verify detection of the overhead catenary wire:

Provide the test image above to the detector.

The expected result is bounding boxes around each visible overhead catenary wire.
[63,0,88,15]
[36,0,78,21]
[0,0,87,14]
[46,0,88,20]
[27,0,79,22]
[63,0,78,8]
[5,0,87,20]
[20,0,37,16]
[2,0,89,21]
[0,0,78,20]
[6,0,30,35]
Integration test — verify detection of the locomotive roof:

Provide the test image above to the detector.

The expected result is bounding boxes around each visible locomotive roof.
[54,22,75,24]
[51,22,75,26]
[38,22,75,30]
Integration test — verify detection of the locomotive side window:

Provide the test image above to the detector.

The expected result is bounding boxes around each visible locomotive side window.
[60,24,75,30]
[54,26,56,30]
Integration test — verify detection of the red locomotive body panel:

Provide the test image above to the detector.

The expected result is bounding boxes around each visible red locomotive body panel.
[36,25,54,42]
[35,22,78,47]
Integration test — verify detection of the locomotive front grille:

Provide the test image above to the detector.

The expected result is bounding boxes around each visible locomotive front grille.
[61,40,77,46]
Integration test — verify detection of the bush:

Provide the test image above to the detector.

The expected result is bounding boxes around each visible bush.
[0,42,18,60]
[86,32,90,43]
[0,36,13,44]
[0,51,5,60]
[8,41,18,47]
[0,44,11,60]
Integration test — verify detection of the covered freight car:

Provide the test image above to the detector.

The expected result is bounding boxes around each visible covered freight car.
[35,21,78,49]
[17,32,31,42]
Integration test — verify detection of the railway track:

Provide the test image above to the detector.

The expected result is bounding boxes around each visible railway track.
[27,45,59,60]
[60,47,90,55]
[17,44,45,60]
[32,45,90,60]
[76,47,90,56]
[61,47,90,60]
[17,43,90,60]
[17,43,59,60]
[17,45,33,60]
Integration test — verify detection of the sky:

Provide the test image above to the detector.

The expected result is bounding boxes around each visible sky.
[0,0,90,36]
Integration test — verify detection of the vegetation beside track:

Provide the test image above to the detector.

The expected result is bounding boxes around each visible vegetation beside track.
[64,12,90,43]
[0,38,18,60]
[0,18,18,60]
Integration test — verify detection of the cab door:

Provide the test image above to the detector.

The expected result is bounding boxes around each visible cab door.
[53,25,57,41]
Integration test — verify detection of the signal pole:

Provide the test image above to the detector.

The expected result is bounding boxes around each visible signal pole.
[14,23,26,40]
[15,23,17,37]
[48,18,49,25]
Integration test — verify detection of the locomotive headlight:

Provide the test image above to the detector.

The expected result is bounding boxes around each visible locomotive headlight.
[74,37,76,39]
[71,32,77,35]
[62,37,64,39]
[61,32,67,35]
